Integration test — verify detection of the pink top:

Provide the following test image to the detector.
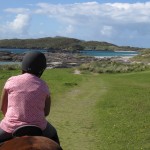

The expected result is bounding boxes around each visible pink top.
[0,73,50,133]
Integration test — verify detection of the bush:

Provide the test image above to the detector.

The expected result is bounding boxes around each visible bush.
[0,64,20,70]
[79,59,150,74]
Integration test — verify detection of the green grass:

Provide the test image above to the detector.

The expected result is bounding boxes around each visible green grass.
[95,72,150,149]
[42,68,88,99]
[0,69,149,150]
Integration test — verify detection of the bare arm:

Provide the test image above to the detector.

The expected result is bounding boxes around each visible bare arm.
[44,95,51,117]
[0,89,8,116]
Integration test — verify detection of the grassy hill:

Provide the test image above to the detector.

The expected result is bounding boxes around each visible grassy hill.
[0,36,142,51]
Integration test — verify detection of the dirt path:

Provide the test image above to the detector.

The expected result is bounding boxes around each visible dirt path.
[48,76,107,150]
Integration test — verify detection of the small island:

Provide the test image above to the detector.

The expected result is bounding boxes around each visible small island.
[0,36,143,52]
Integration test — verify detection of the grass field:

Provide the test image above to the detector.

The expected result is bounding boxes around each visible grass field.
[0,68,149,150]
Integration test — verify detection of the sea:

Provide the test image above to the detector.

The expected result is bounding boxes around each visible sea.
[80,50,139,58]
[0,48,48,54]
[0,48,139,65]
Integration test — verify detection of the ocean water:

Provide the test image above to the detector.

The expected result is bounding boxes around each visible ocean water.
[80,50,139,58]
[0,62,21,65]
[0,48,139,57]
[0,48,48,54]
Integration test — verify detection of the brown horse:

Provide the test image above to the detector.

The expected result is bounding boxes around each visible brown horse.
[0,136,63,150]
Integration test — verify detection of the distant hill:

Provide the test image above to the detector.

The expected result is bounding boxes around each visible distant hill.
[0,36,143,52]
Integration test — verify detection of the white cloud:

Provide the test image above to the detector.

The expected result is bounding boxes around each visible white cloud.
[100,26,113,37]
[7,14,31,34]
[34,2,150,31]
[4,8,30,14]
[35,2,150,23]
[105,2,150,23]
[0,14,31,38]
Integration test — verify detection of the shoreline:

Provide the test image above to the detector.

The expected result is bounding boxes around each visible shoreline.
[95,55,132,61]
[0,50,136,68]
[0,55,133,66]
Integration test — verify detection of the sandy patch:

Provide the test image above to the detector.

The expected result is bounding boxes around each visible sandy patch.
[74,69,81,74]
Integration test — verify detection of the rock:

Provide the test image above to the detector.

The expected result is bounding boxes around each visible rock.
[0,51,98,68]
[0,56,12,61]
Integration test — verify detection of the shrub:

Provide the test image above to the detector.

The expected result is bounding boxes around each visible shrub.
[79,59,150,73]
[0,64,20,70]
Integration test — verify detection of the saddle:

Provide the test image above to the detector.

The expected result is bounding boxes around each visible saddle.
[12,125,43,137]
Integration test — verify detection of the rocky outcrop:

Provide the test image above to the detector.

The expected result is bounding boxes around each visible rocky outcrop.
[0,51,98,68]
[45,52,98,68]
[0,51,23,62]
[0,51,13,61]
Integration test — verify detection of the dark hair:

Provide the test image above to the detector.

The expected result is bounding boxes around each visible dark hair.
[22,51,47,77]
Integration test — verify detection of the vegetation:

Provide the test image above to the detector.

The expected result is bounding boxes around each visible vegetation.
[79,59,150,73]
[0,64,20,70]
[78,50,150,74]
[131,49,150,63]
[0,37,142,51]
[0,68,149,150]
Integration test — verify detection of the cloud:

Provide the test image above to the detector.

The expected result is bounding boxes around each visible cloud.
[100,26,113,37]
[4,8,30,14]
[34,2,150,36]
[8,14,31,33]
[35,2,103,24]
[0,14,31,38]
[35,2,150,23]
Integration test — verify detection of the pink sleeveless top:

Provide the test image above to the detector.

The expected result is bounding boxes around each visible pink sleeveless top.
[0,73,50,133]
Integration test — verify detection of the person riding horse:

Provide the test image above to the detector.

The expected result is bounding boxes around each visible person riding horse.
[0,51,61,146]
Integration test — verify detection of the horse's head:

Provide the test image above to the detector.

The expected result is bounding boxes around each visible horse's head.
[0,136,62,150]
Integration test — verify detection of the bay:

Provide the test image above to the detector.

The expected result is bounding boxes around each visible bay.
[80,50,139,58]
[0,62,21,65]
[0,48,48,54]
[0,48,139,57]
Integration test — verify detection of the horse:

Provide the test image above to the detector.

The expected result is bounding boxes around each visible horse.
[0,136,62,150]
[0,125,63,150]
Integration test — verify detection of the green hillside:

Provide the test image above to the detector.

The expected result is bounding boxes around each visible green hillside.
[0,37,142,51]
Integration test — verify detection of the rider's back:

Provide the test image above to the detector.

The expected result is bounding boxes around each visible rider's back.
[0,73,50,133]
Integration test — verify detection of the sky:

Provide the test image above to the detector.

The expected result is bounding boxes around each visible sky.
[0,0,150,48]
